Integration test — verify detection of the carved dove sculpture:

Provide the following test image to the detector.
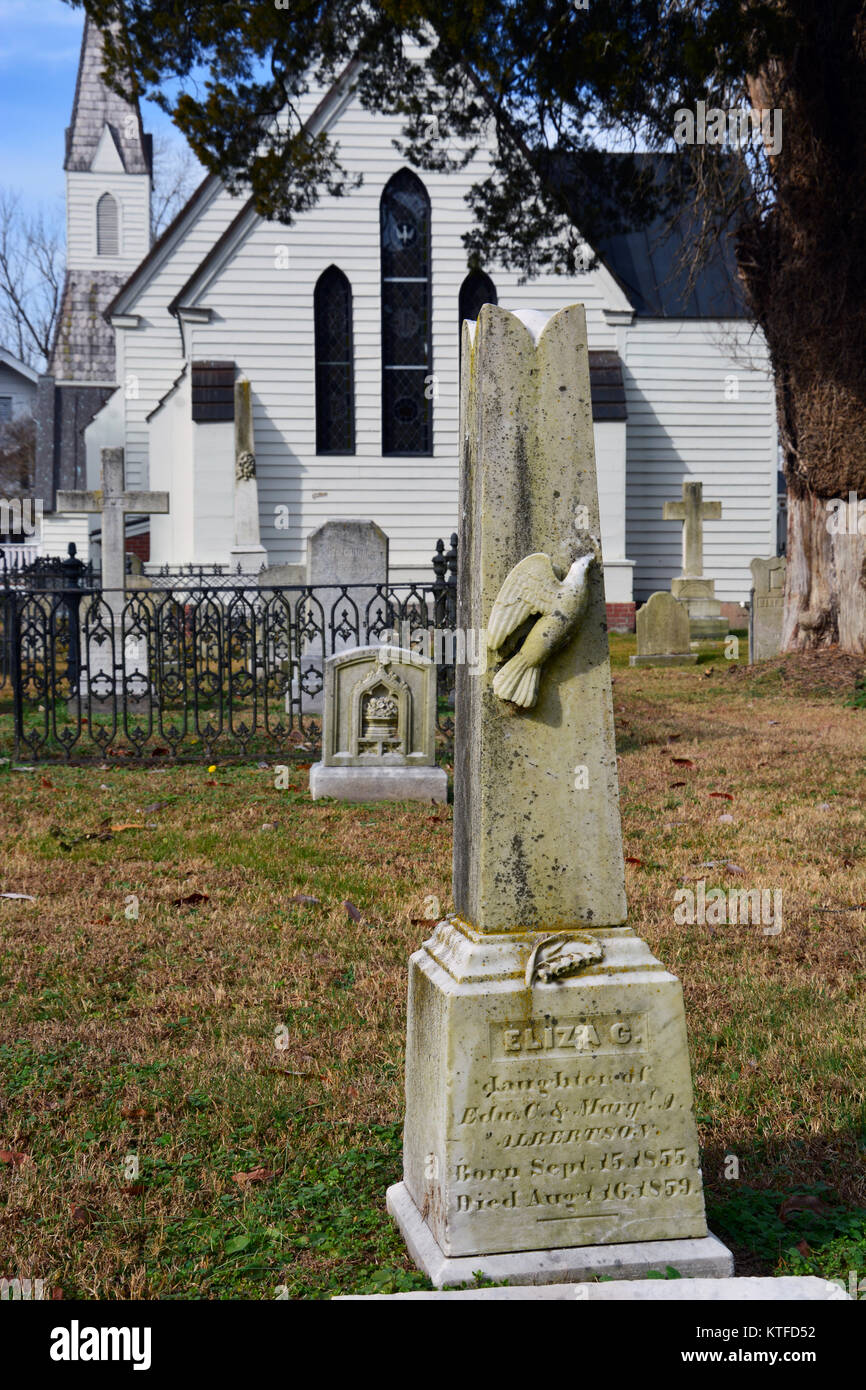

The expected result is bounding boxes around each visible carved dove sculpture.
[488,547,597,708]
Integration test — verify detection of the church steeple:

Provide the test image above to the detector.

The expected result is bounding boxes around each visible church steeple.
[48,16,152,381]
[64,17,151,178]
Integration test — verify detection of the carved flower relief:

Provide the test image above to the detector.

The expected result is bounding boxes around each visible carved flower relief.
[236,450,256,481]
[363,694,399,738]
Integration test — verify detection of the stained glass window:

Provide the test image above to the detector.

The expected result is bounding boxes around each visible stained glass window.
[381,170,432,455]
[314,266,355,454]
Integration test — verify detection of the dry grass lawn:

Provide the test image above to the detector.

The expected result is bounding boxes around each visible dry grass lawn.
[0,636,864,1297]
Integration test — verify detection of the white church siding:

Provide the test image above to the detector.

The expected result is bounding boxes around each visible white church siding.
[178,96,632,583]
[66,170,150,275]
[624,318,777,603]
[112,180,247,491]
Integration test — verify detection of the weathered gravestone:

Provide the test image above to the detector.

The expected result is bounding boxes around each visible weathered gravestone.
[749,556,786,662]
[663,480,727,641]
[229,375,267,575]
[309,644,447,803]
[57,447,169,709]
[290,519,389,714]
[386,304,732,1287]
[630,592,698,667]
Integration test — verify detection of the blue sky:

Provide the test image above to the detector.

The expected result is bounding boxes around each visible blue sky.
[0,0,191,213]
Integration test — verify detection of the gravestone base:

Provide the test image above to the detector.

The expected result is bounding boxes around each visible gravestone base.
[228,543,267,576]
[309,762,447,803]
[395,917,731,1276]
[386,1182,732,1288]
[629,653,698,667]
[688,619,729,643]
[671,578,728,642]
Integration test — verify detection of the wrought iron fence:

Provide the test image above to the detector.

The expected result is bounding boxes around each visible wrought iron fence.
[0,577,456,762]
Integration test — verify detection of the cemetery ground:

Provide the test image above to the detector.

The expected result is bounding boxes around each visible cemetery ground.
[0,636,864,1300]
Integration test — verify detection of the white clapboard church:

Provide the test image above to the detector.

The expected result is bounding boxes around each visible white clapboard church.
[39,18,778,627]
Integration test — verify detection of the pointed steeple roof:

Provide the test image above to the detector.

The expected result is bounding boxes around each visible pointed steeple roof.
[64,16,151,175]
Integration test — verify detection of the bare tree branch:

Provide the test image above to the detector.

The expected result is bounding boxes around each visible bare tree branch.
[0,190,64,372]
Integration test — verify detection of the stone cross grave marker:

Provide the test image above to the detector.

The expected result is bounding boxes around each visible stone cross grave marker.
[57,447,169,607]
[385,304,732,1288]
[749,555,786,662]
[662,480,726,641]
[663,478,721,578]
[57,447,169,705]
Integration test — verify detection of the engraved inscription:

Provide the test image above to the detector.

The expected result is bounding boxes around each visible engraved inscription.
[492,1013,646,1059]
[446,1017,703,1229]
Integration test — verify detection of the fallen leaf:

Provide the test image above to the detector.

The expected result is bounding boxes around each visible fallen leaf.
[120,1106,150,1121]
[70,1205,92,1228]
[344,900,363,922]
[709,792,734,801]
[779,1194,829,1221]
[40,777,53,788]
[172,891,210,907]
[669,781,687,788]
[204,780,217,787]
[232,1166,273,1187]
[143,801,172,814]
[795,1240,811,1257]
[123,1184,146,1197]
[0,1149,33,1168]
[625,856,643,866]
[109,823,146,833]
[150,747,169,757]
[671,757,695,767]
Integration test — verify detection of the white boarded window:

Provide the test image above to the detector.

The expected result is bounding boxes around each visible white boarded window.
[96,193,119,255]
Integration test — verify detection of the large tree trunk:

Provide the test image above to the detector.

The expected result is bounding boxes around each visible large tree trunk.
[782,488,866,653]
[738,7,866,655]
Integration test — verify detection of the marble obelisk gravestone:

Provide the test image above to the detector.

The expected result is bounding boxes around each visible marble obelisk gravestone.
[229,376,267,575]
[386,305,732,1287]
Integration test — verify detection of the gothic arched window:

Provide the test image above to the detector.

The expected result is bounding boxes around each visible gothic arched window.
[380,170,432,455]
[96,192,119,256]
[459,268,497,329]
[314,266,355,454]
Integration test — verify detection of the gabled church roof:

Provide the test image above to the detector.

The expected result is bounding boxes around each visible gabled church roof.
[596,156,747,318]
[65,17,152,175]
[106,62,362,324]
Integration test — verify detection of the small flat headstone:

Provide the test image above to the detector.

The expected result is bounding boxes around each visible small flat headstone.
[630,592,698,666]
[749,556,786,662]
[309,644,447,803]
